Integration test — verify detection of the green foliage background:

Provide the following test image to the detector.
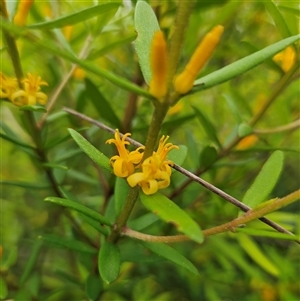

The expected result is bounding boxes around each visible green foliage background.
[1,0,299,300]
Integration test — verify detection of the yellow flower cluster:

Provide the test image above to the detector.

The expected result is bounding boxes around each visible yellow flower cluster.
[106,130,178,195]
[0,72,48,106]
[148,25,224,99]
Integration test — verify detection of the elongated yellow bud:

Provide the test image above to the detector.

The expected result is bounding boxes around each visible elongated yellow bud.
[149,31,168,100]
[174,25,224,94]
[14,0,34,27]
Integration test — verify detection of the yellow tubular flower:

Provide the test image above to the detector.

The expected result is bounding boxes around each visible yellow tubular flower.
[11,73,48,106]
[127,135,179,195]
[174,25,224,94]
[106,130,144,178]
[149,31,168,100]
[14,0,34,26]
[0,73,18,100]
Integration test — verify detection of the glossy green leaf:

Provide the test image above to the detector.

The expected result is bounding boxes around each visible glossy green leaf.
[140,192,203,243]
[0,20,152,99]
[264,1,292,39]
[199,145,218,169]
[236,227,300,242]
[193,34,300,92]
[28,3,120,30]
[44,196,112,226]
[98,241,121,284]
[68,128,112,173]
[242,150,284,208]
[140,242,199,275]
[19,105,47,112]
[0,132,35,149]
[192,106,222,148]
[128,213,159,231]
[134,1,160,84]
[237,234,279,276]
[81,215,109,236]
[168,145,187,167]
[39,234,97,254]
[114,178,130,216]
[20,241,42,284]
[85,78,121,128]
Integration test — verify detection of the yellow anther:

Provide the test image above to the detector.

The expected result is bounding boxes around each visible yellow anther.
[174,25,224,94]
[149,31,168,100]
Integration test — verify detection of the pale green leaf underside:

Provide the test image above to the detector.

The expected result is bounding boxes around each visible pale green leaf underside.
[193,34,300,92]
[134,1,160,84]
[242,150,284,208]
[140,192,203,243]
[28,3,120,30]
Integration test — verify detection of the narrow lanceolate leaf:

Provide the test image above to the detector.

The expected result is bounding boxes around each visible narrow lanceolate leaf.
[237,234,279,277]
[44,197,112,226]
[193,34,300,92]
[140,193,203,243]
[28,3,120,30]
[168,145,187,167]
[39,234,98,254]
[114,178,130,216]
[134,1,160,84]
[192,106,222,149]
[19,105,47,112]
[98,241,121,284]
[68,129,112,173]
[242,151,284,208]
[264,1,292,39]
[85,79,121,128]
[140,242,199,275]
[0,132,35,149]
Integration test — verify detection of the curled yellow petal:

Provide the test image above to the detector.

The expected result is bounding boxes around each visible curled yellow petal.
[174,25,224,94]
[149,31,168,100]
[14,0,34,27]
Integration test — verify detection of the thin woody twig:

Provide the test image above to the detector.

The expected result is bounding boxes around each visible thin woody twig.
[63,107,298,241]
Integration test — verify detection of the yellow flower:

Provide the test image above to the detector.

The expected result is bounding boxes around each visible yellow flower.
[236,134,258,150]
[106,130,144,177]
[127,135,179,195]
[11,73,48,106]
[174,25,224,94]
[273,46,296,73]
[0,73,18,100]
[149,31,168,100]
[14,0,34,27]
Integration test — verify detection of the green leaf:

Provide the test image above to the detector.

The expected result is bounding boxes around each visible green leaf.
[98,241,121,284]
[236,227,300,242]
[237,234,279,277]
[134,1,160,84]
[0,277,8,299]
[19,105,47,112]
[28,3,120,30]
[20,241,42,285]
[199,145,218,169]
[192,106,222,148]
[0,20,152,99]
[39,234,97,254]
[1,180,51,189]
[42,163,68,170]
[85,274,103,301]
[68,129,112,173]
[264,1,292,39]
[168,145,187,167]
[0,132,35,149]
[140,242,199,275]
[128,213,159,231]
[81,215,109,236]
[242,150,284,208]
[114,178,130,216]
[238,123,253,138]
[44,196,112,226]
[193,34,300,92]
[85,79,121,128]
[140,192,203,243]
